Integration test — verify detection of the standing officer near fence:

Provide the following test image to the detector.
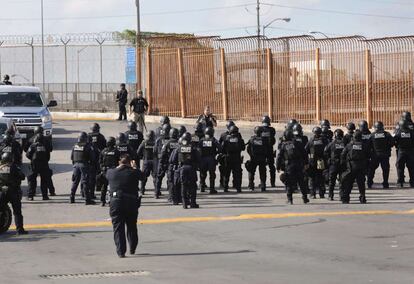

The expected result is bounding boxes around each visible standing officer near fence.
[261,116,276,188]
[129,90,149,133]
[199,127,221,194]
[394,119,414,188]
[116,83,128,121]
[106,154,143,258]
[99,137,120,206]
[246,126,268,192]
[196,106,217,131]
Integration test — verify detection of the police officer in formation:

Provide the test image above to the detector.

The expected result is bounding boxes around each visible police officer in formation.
[137,131,156,195]
[324,129,345,200]
[261,116,277,187]
[199,127,221,194]
[246,126,268,192]
[125,121,144,155]
[160,128,180,202]
[218,120,236,188]
[99,137,120,206]
[394,119,414,187]
[0,152,27,234]
[343,122,356,146]
[154,124,171,198]
[277,130,309,204]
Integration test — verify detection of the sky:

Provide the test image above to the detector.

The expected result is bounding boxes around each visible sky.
[0,0,413,39]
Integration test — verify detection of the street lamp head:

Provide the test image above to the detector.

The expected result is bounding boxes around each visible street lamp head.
[283,18,291,22]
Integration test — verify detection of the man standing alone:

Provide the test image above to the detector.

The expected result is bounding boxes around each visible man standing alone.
[116,83,128,121]
[129,90,149,132]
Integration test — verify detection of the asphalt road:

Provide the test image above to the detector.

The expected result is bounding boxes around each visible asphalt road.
[1,120,414,284]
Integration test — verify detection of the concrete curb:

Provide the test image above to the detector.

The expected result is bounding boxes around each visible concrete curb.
[50,111,328,133]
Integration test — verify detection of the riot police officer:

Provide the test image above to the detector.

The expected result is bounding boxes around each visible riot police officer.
[293,123,308,148]
[88,123,107,151]
[340,130,370,204]
[160,128,180,202]
[401,111,414,131]
[125,121,144,154]
[221,126,245,193]
[99,137,120,206]
[70,132,95,205]
[367,121,393,189]
[343,122,356,146]
[320,119,333,142]
[324,129,345,200]
[246,126,268,192]
[2,75,12,85]
[394,120,414,187]
[170,133,200,209]
[276,130,309,204]
[199,127,221,194]
[218,120,236,188]
[155,116,171,138]
[305,127,328,198]
[154,124,171,198]
[87,135,100,199]
[192,122,204,148]
[106,154,143,257]
[0,152,27,234]
[137,131,157,195]
[261,115,276,187]
[0,132,22,166]
[116,133,136,160]
[26,133,52,201]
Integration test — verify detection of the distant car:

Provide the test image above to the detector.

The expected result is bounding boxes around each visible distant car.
[0,85,57,144]
[0,118,22,144]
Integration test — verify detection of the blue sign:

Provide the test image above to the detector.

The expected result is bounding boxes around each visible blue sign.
[126,47,136,84]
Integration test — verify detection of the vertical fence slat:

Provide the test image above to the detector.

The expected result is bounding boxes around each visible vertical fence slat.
[266,48,273,120]
[220,48,228,121]
[315,48,321,123]
[146,47,152,114]
[177,48,187,118]
[365,49,373,127]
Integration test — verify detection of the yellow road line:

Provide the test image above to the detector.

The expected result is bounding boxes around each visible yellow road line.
[10,209,414,230]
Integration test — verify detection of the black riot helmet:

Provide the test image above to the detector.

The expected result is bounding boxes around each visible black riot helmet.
[292,123,303,136]
[195,122,203,133]
[284,129,294,141]
[169,128,179,140]
[106,136,116,147]
[254,126,263,137]
[78,132,88,143]
[320,119,331,129]
[226,120,235,130]
[334,129,344,139]
[401,111,412,122]
[117,133,127,144]
[160,116,170,125]
[346,122,356,132]
[399,119,408,130]
[3,75,10,81]
[1,152,12,164]
[91,123,100,133]
[354,130,363,142]
[321,125,330,134]
[34,133,44,144]
[161,123,171,138]
[229,126,239,135]
[312,126,322,136]
[128,121,137,131]
[178,125,187,137]
[262,115,271,127]
[359,120,369,131]
[374,121,384,132]
[33,126,44,135]
[204,127,214,137]
[286,119,298,131]
[146,130,155,141]
[181,132,192,145]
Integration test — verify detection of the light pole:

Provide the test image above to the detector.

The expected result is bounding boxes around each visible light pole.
[135,0,142,92]
[60,38,70,103]
[76,46,88,109]
[24,39,35,86]
[41,0,45,89]
[0,41,4,80]
[263,18,291,37]
[96,38,106,99]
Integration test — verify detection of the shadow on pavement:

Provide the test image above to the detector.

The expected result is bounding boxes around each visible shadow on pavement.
[134,249,254,257]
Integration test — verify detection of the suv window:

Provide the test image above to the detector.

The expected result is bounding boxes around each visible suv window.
[0,92,44,107]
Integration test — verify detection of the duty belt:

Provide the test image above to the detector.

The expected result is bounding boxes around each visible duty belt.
[112,191,138,200]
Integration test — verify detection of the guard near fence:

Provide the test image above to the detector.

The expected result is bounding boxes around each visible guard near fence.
[129,90,149,132]
[116,83,128,121]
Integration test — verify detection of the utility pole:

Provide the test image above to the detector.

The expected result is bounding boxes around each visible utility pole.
[60,38,70,103]
[136,0,142,92]
[256,0,261,97]
[0,41,4,80]
[96,38,106,99]
[25,38,35,86]
[256,0,261,49]
[41,0,45,88]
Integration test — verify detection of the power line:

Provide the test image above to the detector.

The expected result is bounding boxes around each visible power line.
[192,26,256,34]
[262,2,414,20]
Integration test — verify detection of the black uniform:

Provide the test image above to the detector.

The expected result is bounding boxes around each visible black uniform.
[137,139,156,195]
[199,135,221,193]
[116,88,128,120]
[88,141,100,199]
[154,136,170,198]
[106,165,143,257]
[394,126,414,187]
[88,132,107,152]
[0,162,26,232]
[261,126,276,187]
[70,142,95,203]
[340,138,370,203]
[343,131,354,146]
[0,139,22,166]
[116,142,136,160]
[160,138,180,202]
[247,135,268,192]
[324,138,345,199]
[125,130,144,154]
[99,147,120,205]
[26,137,51,200]
[196,114,217,131]
[305,136,328,198]
[221,132,245,192]
[367,130,393,188]
[276,138,309,204]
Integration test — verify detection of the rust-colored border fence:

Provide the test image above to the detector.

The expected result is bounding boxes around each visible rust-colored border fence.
[141,35,414,127]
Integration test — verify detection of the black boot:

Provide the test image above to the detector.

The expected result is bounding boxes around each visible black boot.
[70,195,75,204]
[303,195,310,204]
[359,195,367,204]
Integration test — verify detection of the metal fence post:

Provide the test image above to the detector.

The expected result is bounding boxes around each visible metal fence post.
[365,49,373,127]
[220,48,229,120]
[266,48,273,120]
[315,48,321,123]
[146,47,152,114]
[177,48,187,118]
[60,39,70,105]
